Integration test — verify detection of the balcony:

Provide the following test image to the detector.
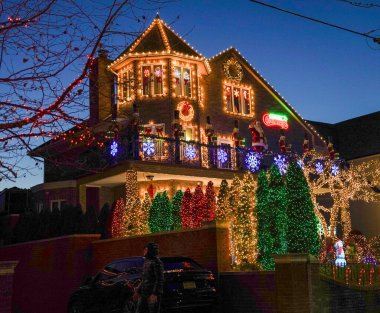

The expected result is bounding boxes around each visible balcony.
[109,134,272,173]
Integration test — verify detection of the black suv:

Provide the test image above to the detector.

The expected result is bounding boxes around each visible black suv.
[68,256,217,313]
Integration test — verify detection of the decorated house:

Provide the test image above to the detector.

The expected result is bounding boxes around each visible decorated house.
[31,16,327,212]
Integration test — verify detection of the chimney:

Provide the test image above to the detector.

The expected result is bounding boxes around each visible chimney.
[89,49,114,121]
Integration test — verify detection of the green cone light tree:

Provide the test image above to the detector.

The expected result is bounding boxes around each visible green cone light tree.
[286,161,320,256]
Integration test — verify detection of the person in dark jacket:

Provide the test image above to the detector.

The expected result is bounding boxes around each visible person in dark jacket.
[133,243,164,313]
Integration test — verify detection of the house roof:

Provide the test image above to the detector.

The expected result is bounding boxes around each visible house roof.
[209,47,328,147]
[308,111,380,160]
[111,15,207,68]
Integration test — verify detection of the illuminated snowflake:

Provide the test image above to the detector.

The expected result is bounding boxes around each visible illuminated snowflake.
[184,145,197,160]
[245,152,261,173]
[315,161,324,174]
[331,163,339,176]
[110,140,118,157]
[218,149,228,164]
[274,154,287,175]
[297,159,304,170]
[143,139,155,156]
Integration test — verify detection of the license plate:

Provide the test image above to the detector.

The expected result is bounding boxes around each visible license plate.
[183,281,196,289]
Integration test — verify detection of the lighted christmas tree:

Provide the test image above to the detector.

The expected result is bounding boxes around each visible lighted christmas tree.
[286,161,320,256]
[111,198,126,238]
[256,169,275,270]
[232,171,258,267]
[128,198,142,235]
[148,191,172,233]
[139,193,151,234]
[125,170,138,200]
[268,164,288,255]
[229,176,241,217]
[181,188,193,229]
[172,190,184,230]
[204,181,216,221]
[216,179,230,220]
[149,192,162,233]
[191,185,207,228]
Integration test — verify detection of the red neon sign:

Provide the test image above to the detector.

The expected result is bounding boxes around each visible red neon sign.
[262,113,289,130]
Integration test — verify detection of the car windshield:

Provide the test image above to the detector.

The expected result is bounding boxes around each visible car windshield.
[163,259,203,272]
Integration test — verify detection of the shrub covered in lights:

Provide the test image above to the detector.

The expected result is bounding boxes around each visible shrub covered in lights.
[171,190,184,230]
[191,185,207,228]
[286,161,320,256]
[256,170,274,270]
[181,188,193,229]
[268,165,288,255]
[148,191,173,233]
[205,181,216,221]
[216,179,230,221]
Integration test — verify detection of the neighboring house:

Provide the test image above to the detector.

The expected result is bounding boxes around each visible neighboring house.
[0,187,33,214]
[30,16,327,213]
[309,111,380,238]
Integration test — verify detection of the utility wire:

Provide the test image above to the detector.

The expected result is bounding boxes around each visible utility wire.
[249,0,380,44]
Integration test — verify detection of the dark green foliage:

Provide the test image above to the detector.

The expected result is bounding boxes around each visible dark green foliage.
[149,192,173,233]
[286,161,320,256]
[171,190,183,230]
[256,170,274,270]
[268,165,288,255]
[61,204,84,235]
[83,206,98,234]
[49,207,62,238]
[98,203,111,239]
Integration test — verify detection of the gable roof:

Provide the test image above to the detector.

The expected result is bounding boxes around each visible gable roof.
[113,16,205,65]
[209,47,327,148]
[308,111,380,160]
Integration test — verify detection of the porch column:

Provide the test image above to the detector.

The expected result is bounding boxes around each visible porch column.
[0,261,18,313]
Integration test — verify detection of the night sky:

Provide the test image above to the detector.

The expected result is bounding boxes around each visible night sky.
[2,0,379,189]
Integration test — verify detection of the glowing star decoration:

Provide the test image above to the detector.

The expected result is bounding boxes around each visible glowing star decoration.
[245,152,261,173]
[274,154,287,175]
[262,113,289,130]
[315,161,324,174]
[218,149,228,164]
[297,159,305,170]
[331,163,339,176]
[184,144,197,160]
[142,139,155,156]
[110,140,118,157]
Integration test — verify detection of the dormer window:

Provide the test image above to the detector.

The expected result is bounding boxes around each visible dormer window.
[122,69,133,101]
[174,66,191,97]
[224,84,253,116]
[142,65,163,96]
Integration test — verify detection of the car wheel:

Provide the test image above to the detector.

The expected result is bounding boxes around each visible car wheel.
[68,299,85,313]
[122,300,136,313]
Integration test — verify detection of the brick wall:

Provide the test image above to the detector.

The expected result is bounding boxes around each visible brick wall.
[219,272,276,313]
[0,235,99,313]
[91,221,231,274]
[0,261,18,313]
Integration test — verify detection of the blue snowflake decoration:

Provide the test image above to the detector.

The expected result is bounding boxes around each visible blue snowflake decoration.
[142,139,155,156]
[218,149,228,164]
[184,144,197,160]
[297,159,305,170]
[274,154,287,175]
[245,152,261,173]
[110,140,118,157]
[331,163,339,176]
[315,161,324,174]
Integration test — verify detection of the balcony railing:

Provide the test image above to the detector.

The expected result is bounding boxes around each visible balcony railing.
[113,134,266,172]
